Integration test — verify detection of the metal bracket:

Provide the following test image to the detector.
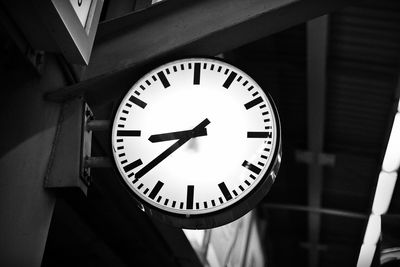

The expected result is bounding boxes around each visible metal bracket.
[44,98,112,195]
[81,104,94,186]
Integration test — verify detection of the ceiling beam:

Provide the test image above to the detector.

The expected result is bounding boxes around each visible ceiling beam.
[46,0,360,103]
[306,15,329,267]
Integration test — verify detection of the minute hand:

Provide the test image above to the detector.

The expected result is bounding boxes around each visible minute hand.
[135,118,210,179]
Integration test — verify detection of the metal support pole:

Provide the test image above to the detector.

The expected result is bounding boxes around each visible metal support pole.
[84,157,113,168]
[86,120,111,131]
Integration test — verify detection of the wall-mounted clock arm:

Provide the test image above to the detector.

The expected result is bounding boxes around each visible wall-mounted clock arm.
[44,98,113,195]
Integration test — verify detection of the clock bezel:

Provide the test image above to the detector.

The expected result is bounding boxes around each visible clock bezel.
[110,57,282,229]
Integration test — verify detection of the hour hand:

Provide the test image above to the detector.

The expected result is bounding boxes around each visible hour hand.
[148,128,207,143]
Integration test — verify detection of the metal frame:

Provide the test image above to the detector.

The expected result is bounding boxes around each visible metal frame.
[35,0,104,65]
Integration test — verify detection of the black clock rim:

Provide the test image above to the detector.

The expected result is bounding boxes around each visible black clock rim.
[110,57,282,229]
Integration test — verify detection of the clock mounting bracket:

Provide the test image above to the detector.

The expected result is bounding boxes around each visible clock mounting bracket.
[44,97,112,195]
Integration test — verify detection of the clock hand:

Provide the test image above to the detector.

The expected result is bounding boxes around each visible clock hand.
[135,118,210,179]
[148,128,207,143]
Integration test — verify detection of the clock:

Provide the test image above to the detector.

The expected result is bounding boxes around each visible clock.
[111,57,281,229]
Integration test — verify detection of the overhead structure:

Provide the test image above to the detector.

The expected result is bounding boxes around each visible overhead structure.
[46,0,362,103]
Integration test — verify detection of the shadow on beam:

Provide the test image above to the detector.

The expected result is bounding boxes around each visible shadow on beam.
[46,0,362,104]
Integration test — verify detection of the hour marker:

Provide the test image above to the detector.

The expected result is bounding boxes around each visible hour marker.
[244,96,263,110]
[123,159,143,173]
[117,130,141,137]
[149,181,164,200]
[157,71,170,88]
[129,95,147,109]
[247,131,271,138]
[186,185,194,209]
[218,182,233,201]
[242,160,261,175]
[193,63,201,85]
[223,71,237,89]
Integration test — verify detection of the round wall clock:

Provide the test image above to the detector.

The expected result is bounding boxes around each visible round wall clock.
[111,57,281,229]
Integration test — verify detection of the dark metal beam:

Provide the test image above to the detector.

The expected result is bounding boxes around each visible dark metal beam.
[306,15,329,267]
[104,0,135,20]
[46,0,361,103]
[263,203,367,219]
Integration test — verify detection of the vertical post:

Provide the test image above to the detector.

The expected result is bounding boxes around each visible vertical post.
[306,15,329,267]
[0,56,65,266]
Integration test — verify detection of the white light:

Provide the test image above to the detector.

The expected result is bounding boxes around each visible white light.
[356,244,376,267]
[372,172,398,215]
[363,215,381,245]
[183,229,205,248]
[382,113,400,172]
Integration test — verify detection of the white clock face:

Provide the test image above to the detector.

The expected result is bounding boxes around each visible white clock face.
[111,58,280,220]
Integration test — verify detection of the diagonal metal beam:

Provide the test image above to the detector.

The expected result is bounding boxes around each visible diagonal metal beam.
[306,15,329,267]
[46,0,361,103]
[262,203,367,219]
